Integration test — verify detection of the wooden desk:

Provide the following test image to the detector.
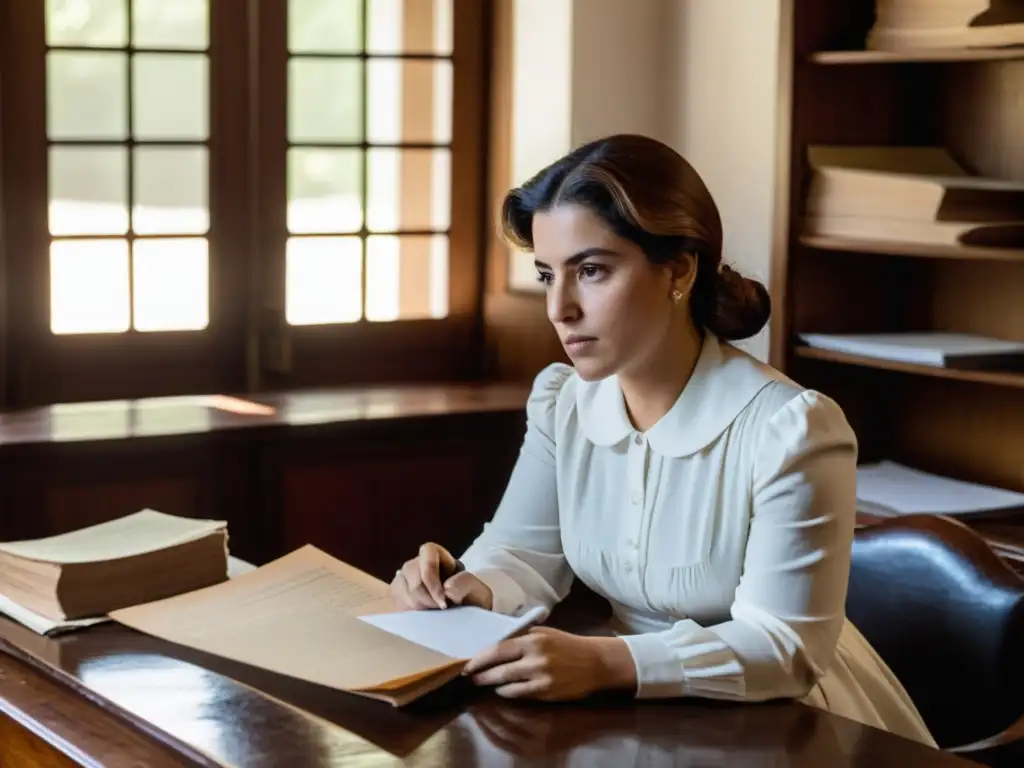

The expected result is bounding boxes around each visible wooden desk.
[0,617,979,768]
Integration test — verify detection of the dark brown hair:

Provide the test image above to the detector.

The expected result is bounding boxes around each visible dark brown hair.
[500,134,770,341]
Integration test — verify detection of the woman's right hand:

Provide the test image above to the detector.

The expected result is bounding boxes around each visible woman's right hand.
[390,542,493,611]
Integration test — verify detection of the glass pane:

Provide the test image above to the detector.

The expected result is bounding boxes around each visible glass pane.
[133,0,208,50]
[49,147,128,236]
[133,238,209,331]
[367,148,449,232]
[289,0,363,53]
[134,147,208,235]
[367,59,451,144]
[288,149,362,234]
[132,54,209,140]
[288,59,363,143]
[46,0,128,47]
[286,237,362,325]
[367,0,452,55]
[366,234,447,321]
[50,239,130,334]
[47,52,129,140]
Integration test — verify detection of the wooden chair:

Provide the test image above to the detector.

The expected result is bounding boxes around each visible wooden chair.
[846,514,1024,766]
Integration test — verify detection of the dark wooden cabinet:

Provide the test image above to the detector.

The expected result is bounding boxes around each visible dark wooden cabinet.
[266,413,522,578]
[0,388,529,576]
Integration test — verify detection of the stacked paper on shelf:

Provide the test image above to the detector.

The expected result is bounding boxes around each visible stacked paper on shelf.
[798,331,1024,369]
[857,461,1024,519]
[867,0,1024,51]
[804,146,1024,248]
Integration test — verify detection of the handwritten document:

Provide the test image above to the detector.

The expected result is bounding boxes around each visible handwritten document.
[110,546,544,704]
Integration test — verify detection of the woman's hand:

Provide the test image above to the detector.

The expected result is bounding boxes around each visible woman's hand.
[462,628,637,701]
[390,542,493,611]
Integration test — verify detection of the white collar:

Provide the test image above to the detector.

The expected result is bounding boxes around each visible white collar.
[575,334,784,457]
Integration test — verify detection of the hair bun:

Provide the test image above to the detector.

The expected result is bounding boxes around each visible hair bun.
[704,263,771,341]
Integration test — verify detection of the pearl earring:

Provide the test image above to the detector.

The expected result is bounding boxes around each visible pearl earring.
[671,288,683,304]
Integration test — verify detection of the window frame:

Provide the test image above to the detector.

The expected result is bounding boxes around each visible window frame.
[0,0,490,407]
[252,0,489,390]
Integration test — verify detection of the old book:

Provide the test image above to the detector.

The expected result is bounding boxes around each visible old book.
[807,146,1024,222]
[0,510,229,621]
[867,0,1024,50]
[0,556,255,636]
[110,545,545,707]
[804,146,1024,248]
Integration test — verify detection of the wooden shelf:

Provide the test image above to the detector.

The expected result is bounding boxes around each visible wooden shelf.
[795,346,1024,389]
[799,234,1024,262]
[811,47,1024,65]
[776,1,1024,538]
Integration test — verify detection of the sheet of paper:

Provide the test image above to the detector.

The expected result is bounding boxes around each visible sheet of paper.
[857,461,1024,516]
[358,605,546,660]
[799,332,1024,367]
[0,509,226,564]
[111,545,463,692]
[0,593,107,635]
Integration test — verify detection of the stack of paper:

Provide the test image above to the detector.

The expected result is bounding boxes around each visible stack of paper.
[867,0,1024,51]
[0,556,256,636]
[111,545,546,706]
[0,510,229,624]
[804,146,1024,249]
[857,461,1024,519]
[798,331,1024,369]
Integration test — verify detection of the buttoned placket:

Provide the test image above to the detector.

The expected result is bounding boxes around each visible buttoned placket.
[624,432,647,586]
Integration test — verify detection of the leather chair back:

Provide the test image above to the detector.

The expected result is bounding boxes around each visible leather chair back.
[845,514,1024,750]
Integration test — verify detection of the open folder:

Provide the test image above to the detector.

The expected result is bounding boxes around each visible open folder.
[109,545,545,706]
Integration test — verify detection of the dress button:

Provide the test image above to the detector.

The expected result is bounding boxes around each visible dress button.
[631,493,641,505]
[624,563,633,573]
[634,434,643,446]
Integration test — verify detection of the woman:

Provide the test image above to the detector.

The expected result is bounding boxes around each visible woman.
[390,134,935,748]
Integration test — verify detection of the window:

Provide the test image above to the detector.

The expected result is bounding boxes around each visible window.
[284,0,452,325]
[46,0,211,335]
[0,0,488,405]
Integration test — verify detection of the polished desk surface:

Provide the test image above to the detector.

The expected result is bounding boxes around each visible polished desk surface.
[0,614,980,768]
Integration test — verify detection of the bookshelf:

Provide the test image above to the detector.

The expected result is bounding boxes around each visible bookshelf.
[770,1,1024,555]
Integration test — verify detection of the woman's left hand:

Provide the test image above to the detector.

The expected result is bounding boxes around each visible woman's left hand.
[462,627,635,702]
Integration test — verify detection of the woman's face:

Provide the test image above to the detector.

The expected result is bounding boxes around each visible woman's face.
[533,204,682,381]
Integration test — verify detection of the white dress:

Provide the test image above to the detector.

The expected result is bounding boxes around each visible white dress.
[458,333,936,748]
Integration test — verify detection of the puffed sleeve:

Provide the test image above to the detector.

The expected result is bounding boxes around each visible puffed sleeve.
[619,390,858,701]
[457,363,576,617]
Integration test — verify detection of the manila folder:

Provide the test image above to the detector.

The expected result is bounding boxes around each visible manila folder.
[109,545,466,704]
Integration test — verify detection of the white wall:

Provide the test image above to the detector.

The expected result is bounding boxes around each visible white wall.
[661,0,783,361]
[505,0,782,362]
[509,0,574,188]
[569,0,667,146]
[507,0,669,290]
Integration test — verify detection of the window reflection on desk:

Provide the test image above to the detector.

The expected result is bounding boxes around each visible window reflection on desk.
[78,653,225,753]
